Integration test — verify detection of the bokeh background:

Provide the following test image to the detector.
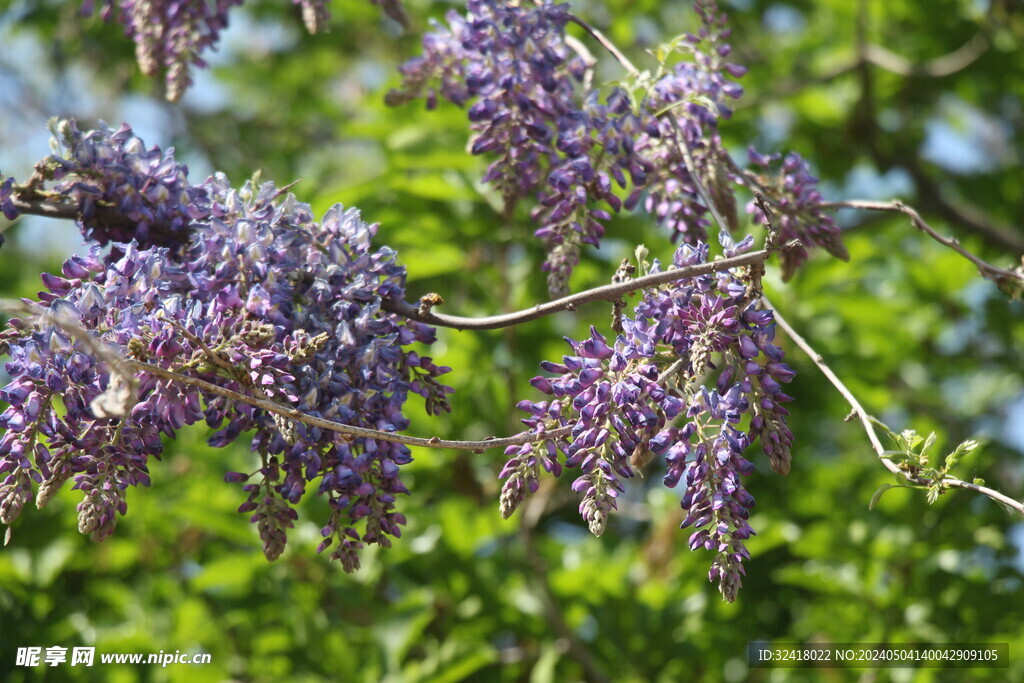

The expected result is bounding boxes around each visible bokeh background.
[1,0,1022,680]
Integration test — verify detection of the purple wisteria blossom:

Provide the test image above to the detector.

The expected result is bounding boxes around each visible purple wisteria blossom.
[18,119,200,248]
[505,237,795,601]
[394,0,847,293]
[387,0,584,205]
[390,0,665,296]
[390,0,747,294]
[747,149,850,280]
[0,120,452,568]
[390,0,587,295]
[533,90,657,298]
[84,0,241,101]
[630,0,747,245]
[82,0,355,100]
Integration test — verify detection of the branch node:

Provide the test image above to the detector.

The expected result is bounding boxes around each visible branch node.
[417,292,444,317]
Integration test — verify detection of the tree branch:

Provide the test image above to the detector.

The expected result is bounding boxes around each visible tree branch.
[6,194,190,248]
[900,158,1024,255]
[736,5,1020,257]
[8,190,773,331]
[718,155,779,206]
[823,199,1024,290]
[385,249,771,330]
[564,34,597,93]
[765,295,887,458]
[0,295,570,452]
[9,195,135,227]
[123,359,570,453]
[567,14,638,76]
[765,295,1024,516]
[664,113,730,237]
[722,149,1023,293]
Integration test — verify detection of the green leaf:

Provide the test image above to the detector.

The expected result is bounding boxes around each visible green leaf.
[881,450,912,463]
[396,173,477,202]
[945,438,981,470]
[920,431,937,455]
[869,483,898,510]
[901,429,922,451]
[654,94,721,119]
[421,645,497,683]
[894,472,916,487]
[872,419,903,447]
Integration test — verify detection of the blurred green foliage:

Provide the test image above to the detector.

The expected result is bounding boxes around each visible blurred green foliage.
[1,0,1023,680]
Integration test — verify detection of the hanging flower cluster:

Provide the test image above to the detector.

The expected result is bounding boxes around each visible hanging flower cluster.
[0,0,870,605]
[392,0,845,296]
[84,0,243,101]
[502,236,795,602]
[0,120,451,568]
[746,149,850,280]
[81,0,412,101]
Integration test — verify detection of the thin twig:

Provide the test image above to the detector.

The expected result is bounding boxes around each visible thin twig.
[7,192,769,332]
[0,298,567,452]
[567,15,638,75]
[0,299,138,418]
[9,195,139,228]
[122,359,571,452]
[6,194,190,248]
[899,159,1024,254]
[720,155,775,201]
[721,163,1024,292]
[823,200,1024,289]
[164,317,235,375]
[564,34,596,93]
[764,295,888,458]
[569,8,765,247]
[941,479,1024,514]
[571,10,736,241]
[663,113,731,238]
[385,248,770,330]
[765,295,1024,516]
[657,357,686,384]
